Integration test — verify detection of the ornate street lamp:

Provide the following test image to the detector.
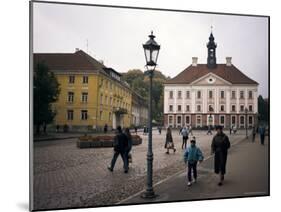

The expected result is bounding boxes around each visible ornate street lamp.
[142,31,160,199]
[245,107,248,139]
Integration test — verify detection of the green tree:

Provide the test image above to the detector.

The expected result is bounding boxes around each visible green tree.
[34,62,60,134]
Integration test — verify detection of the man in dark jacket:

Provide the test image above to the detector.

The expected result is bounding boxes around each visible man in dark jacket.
[211,125,231,186]
[108,126,129,173]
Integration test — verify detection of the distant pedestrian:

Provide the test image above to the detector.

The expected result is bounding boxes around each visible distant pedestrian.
[165,127,176,154]
[134,126,138,134]
[124,128,133,165]
[229,126,232,135]
[108,126,129,173]
[189,125,193,136]
[104,124,108,134]
[179,127,183,135]
[56,125,60,133]
[43,123,47,134]
[143,125,147,135]
[259,125,266,145]
[233,125,237,134]
[158,126,162,135]
[181,126,189,149]
[252,126,256,142]
[211,125,231,186]
[184,137,204,186]
[207,125,212,135]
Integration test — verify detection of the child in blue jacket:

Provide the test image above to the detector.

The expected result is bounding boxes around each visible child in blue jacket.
[184,137,204,186]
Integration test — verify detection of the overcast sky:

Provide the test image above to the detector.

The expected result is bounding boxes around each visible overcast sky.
[33,2,269,97]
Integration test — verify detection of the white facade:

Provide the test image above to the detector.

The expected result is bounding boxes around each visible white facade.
[164,72,258,128]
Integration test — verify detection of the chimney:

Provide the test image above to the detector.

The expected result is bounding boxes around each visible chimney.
[226,57,232,66]
[192,57,198,66]
[75,48,80,52]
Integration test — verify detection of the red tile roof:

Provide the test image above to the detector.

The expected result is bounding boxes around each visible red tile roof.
[33,50,106,72]
[165,64,258,85]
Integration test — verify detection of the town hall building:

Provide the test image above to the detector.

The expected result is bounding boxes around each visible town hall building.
[163,32,259,129]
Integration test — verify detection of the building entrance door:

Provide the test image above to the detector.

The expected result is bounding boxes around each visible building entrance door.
[207,114,214,126]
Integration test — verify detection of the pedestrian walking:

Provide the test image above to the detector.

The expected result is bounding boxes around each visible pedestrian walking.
[211,125,231,186]
[124,128,133,166]
[179,126,183,135]
[108,126,129,173]
[134,126,138,134]
[207,125,212,135]
[56,125,60,133]
[158,126,162,135]
[252,126,256,142]
[259,125,266,145]
[143,125,147,135]
[181,126,189,149]
[104,124,108,133]
[184,137,204,186]
[189,125,193,136]
[165,127,176,154]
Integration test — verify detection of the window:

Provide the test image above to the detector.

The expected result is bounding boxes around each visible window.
[68,92,74,103]
[249,105,253,112]
[231,116,236,125]
[232,105,236,112]
[185,116,190,124]
[196,115,202,127]
[69,75,75,84]
[186,105,190,112]
[81,110,88,120]
[220,105,225,112]
[209,90,213,99]
[67,110,74,120]
[240,105,244,112]
[82,76,88,84]
[178,91,182,99]
[231,91,236,99]
[178,105,182,112]
[169,105,173,112]
[100,111,103,120]
[177,116,182,125]
[168,116,173,126]
[240,91,244,99]
[169,91,173,99]
[208,105,214,112]
[110,97,112,106]
[81,92,88,103]
[249,116,253,125]
[186,91,190,99]
[197,105,201,112]
[100,94,103,104]
[240,116,245,125]
[248,91,253,99]
[220,90,225,99]
[197,91,201,99]
[220,116,225,125]
[109,112,112,121]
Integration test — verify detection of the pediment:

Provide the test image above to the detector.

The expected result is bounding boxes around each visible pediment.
[191,73,232,86]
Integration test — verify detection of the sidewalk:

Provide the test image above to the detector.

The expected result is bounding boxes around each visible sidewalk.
[119,136,269,204]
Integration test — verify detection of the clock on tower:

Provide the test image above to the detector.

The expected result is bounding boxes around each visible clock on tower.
[207,32,217,69]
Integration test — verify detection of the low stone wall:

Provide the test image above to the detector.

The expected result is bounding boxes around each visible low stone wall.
[77,135,142,148]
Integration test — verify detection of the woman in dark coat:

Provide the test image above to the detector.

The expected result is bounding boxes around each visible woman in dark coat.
[165,127,176,154]
[211,125,230,186]
[124,128,133,165]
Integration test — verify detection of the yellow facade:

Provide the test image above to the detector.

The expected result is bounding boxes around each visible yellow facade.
[53,72,132,131]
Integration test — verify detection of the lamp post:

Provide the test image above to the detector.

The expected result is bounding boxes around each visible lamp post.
[142,31,160,199]
[245,107,248,139]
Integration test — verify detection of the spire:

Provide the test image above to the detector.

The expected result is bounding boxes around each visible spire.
[207,29,217,69]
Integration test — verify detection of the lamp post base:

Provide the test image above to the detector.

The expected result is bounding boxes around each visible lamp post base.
[141,190,157,199]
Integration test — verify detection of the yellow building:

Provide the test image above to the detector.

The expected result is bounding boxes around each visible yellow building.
[34,50,133,131]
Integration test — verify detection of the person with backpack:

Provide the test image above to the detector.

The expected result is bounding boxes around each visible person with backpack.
[184,137,204,186]
[181,126,189,149]
[108,126,129,173]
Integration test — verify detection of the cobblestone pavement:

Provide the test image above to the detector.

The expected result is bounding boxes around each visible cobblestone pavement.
[33,130,245,210]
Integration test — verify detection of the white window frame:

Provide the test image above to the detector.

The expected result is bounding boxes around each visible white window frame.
[67,109,74,121]
[168,115,174,127]
[185,115,191,125]
[82,76,88,84]
[176,115,182,127]
[248,115,254,127]
[68,92,74,103]
[231,115,236,126]
[239,115,245,128]
[231,104,236,112]
[220,104,225,112]
[219,115,225,127]
[81,92,88,103]
[169,105,173,112]
[81,110,88,120]
[186,104,190,112]
[177,104,182,112]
